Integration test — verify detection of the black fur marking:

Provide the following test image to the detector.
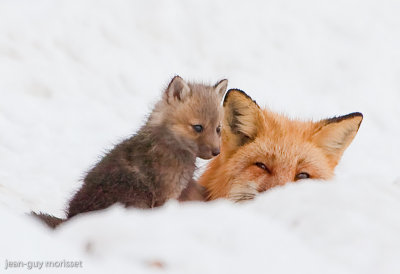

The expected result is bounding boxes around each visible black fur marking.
[325,112,363,125]
[223,89,259,108]
[214,79,228,88]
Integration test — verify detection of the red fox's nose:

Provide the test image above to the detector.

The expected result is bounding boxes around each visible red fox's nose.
[212,149,220,156]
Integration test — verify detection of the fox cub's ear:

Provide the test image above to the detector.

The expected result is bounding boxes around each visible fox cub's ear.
[165,75,191,103]
[312,112,363,167]
[214,79,228,99]
[222,89,263,149]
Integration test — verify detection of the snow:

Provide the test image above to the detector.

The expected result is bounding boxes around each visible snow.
[1,0,400,273]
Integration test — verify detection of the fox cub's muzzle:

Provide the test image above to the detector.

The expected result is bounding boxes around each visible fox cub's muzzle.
[197,136,221,160]
[198,146,220,159]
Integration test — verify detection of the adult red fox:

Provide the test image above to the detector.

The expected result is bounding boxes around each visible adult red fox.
[198,89,363,201]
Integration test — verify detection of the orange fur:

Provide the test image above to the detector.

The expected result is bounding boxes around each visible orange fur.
[198,89,363,202]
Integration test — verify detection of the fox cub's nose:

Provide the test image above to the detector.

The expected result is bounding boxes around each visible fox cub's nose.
[212,149,220,156]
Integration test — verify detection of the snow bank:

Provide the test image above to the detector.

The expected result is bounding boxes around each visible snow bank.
[1,0,399,273]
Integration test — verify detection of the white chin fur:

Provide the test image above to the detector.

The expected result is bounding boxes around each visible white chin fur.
[228,181,259,202]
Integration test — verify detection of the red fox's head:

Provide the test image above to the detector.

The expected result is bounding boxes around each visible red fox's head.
[199,89,363,201]
[150,76,228,159]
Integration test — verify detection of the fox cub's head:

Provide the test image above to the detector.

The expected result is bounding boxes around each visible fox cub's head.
[199,89,363,201]
[152,76,227,160]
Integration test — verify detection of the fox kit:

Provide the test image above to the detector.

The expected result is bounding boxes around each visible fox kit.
[198,89,363,202]
[32,76,227,227]
[66,76,227,218]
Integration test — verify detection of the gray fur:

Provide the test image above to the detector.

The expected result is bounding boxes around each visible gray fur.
[66,76,227,219]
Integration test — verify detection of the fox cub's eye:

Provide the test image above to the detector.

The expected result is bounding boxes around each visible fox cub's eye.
[192,125,203,133]
[295,172,310,180]
[216,125,221,135]
[255,162,271,173]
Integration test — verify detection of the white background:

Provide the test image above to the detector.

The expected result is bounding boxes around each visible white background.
[0,0,399,273]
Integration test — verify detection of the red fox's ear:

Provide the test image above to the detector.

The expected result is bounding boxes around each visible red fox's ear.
[214,79,228,100]
[312,112,363,167]
[222,89,263,150]
[164,75,191,103]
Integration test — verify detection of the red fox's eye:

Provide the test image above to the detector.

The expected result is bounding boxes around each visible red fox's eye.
[255,162,271,173]
[192,124,203,133]
[295,172,310,180]
[216,125,221,135]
